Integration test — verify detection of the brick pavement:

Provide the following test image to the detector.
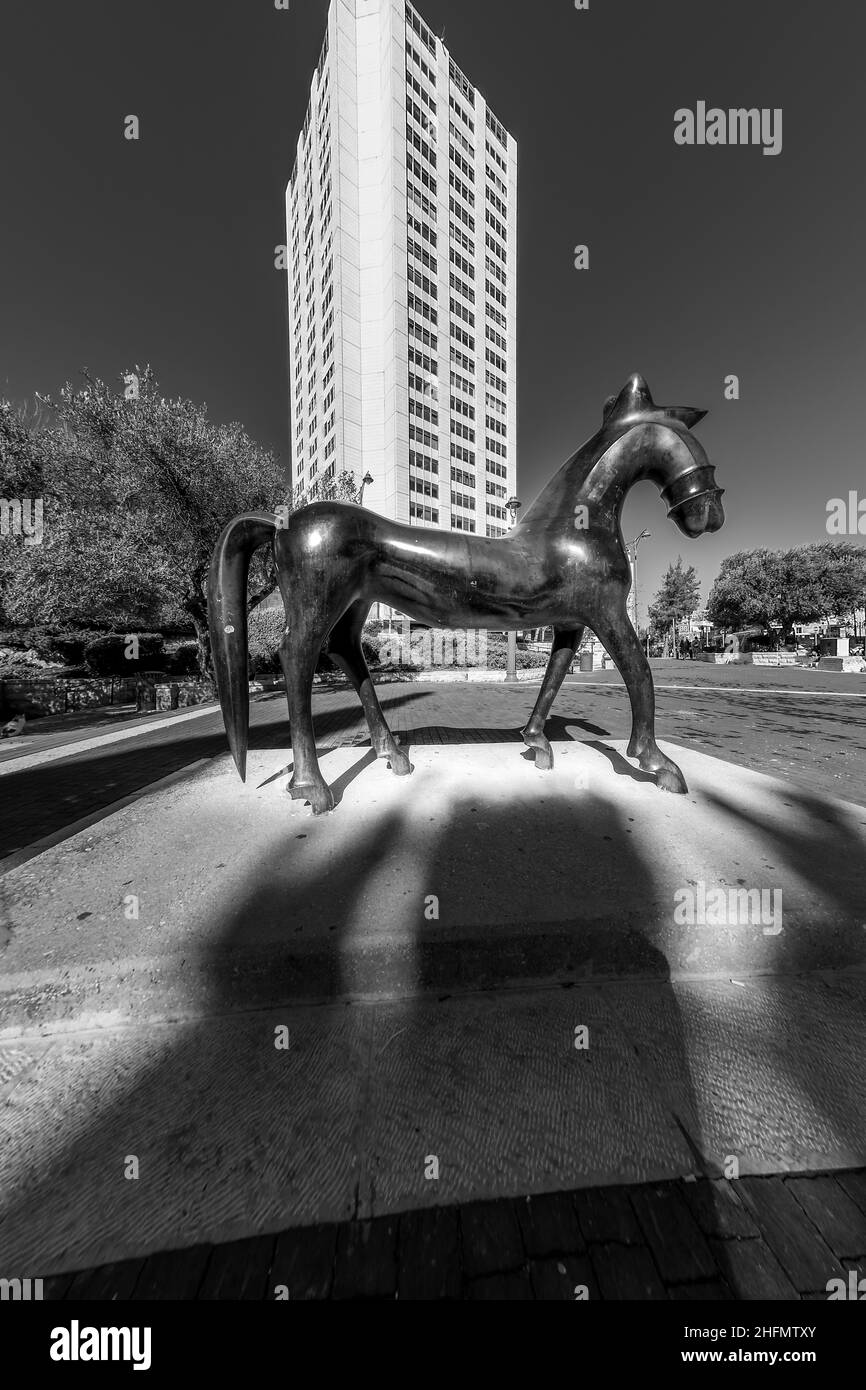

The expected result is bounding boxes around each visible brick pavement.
[38,1168,866,1300]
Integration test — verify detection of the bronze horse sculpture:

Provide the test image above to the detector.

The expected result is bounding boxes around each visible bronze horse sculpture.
[209,374,724,815]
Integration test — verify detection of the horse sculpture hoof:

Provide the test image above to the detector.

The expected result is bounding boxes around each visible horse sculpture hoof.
[289,781,335,815]
[655,765,688,795]
[387,750,414,777]
[521,728,553,770]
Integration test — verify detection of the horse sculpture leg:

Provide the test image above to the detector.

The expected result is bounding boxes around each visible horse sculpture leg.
[594,609,688,793]
[521,626,584,770]
[279,610,336,816]
[328,602,413,776]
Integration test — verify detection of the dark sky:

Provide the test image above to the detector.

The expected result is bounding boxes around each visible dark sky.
[2,0,864,620]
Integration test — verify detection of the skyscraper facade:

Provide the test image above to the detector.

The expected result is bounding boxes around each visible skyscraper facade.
[286,0,517,539]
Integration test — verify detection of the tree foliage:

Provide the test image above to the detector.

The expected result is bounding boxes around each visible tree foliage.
[0,368,358,674]
[647,558,701,635]
[706,542,866,635]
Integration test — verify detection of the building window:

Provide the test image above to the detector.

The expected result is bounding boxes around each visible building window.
[450,395,475,420]
[408,5,437,58]
[409,424,438,450]
[409,320,438,351]
[407,42,436,87]
[449,272,475,304]
[451,466,476,489]
[409,449,439,474]
[485,232,506,264]
[409,398,438,425]
[451,371,475,396]
[410,501,439,524]
[452,443,476,466]
[451,344,475,374]
[486,107,507,146]
[449,196,475,233]
[452,322,475,352]
[449,93,474,133]
[450,223,475,257]
[450,297,475,328]
[486,187,507,219]
[449,57,474,102]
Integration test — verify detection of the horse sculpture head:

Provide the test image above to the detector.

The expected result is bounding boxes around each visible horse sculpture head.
[601,374,725,538]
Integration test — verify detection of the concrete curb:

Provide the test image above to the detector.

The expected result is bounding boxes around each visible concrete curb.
[3,917,865,1035]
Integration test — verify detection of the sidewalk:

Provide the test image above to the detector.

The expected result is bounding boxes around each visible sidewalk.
[3,973,865,1284]
[0,700,219,770]
[38,1166,866,1300]
[2,658,862,769]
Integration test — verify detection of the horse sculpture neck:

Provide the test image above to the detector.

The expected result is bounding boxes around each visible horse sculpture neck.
[516,420,684,540]
[514,417,656,536]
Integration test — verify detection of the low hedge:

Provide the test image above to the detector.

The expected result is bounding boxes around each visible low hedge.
[84,633,166,676]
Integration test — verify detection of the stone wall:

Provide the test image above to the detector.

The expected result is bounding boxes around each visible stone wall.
[0,676,140,718]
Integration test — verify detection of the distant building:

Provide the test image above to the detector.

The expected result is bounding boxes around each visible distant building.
[285,0,518,540]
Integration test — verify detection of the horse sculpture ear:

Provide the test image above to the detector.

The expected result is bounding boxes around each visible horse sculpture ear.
[605,373,656,422]
[666,406,707,428]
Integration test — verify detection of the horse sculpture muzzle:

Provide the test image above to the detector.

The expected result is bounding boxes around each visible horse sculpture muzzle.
[661,464,726,537]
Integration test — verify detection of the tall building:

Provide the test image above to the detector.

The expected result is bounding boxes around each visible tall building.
[286,0,517,540]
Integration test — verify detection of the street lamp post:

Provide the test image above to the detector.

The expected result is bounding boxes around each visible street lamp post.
[358,471,375,507]
[358,472,376,617]
[505,496,522,682]
[628,528,651,649]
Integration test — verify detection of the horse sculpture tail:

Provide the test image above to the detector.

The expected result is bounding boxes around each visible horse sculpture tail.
[208,511,278,782]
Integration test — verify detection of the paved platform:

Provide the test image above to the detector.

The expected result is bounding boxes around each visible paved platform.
[1,739,865,1024]
[1,734,864,1285]
[37,1167,866,1300]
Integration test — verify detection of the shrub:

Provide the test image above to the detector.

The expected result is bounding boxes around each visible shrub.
[362,638,381,669]
[84,632,166,676]
[0,626,95,665]
[483,634,549,670]
[168,641,201,677]
[52,633,90,665]
[248,605,284,675]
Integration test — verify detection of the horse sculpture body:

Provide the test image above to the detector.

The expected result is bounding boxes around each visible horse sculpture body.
[209,375,725,814]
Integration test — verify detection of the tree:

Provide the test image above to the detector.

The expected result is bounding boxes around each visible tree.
[647,557,701,657]
[811,541,866,628]
[1,369,359,674]
[707,542,866,640]
[705,549,782,633]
